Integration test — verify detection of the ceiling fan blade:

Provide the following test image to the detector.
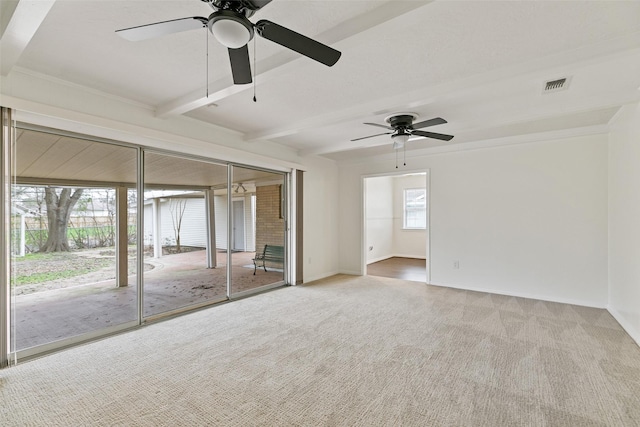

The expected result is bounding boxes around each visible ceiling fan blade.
[411,130,454,141]
[411,117,447,130]
[255,20,341,66]
[364,122,394,130]
[350,132,393,142]
[228,45,252,85]
[116,17,206,41]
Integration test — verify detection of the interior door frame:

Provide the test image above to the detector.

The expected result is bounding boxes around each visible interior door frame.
[361,169,431,283]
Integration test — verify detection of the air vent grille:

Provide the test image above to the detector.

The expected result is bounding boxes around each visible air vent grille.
[543,77,571,94]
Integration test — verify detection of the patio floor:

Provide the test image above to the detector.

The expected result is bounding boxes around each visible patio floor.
[12,250,284,351]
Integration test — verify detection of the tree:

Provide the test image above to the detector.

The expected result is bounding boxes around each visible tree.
[169,198,187,253]
[40,187,84,252]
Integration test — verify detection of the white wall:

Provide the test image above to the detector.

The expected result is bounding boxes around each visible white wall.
[392,174,428,259]
[339,134,609,307]
[365,176,394,263]
[302,155,340,282]
[608,103,640,345]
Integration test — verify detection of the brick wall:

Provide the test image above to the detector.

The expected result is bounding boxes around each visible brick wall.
[255,185,284,261]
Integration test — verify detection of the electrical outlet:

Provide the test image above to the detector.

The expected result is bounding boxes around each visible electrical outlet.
[453,261,460,269]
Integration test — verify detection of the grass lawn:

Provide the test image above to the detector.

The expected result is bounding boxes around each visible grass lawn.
[11,251,115,286]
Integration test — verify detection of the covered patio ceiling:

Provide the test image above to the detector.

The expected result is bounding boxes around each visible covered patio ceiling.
[14,126,281,189]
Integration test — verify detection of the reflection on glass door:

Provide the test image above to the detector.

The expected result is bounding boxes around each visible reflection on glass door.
[10,127,138,352]
[143,152,228,317]
[230,166,286,296]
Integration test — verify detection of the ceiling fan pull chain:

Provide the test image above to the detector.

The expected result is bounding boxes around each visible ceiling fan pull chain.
[395,147,398,169]
[403,143,406,166]
[206,27,209,99]
[253,37,257,102]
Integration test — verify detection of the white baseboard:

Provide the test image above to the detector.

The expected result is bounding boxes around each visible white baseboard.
[366,255,393,264]
[338,270,362,276]
[392,254,427,260]
[428,281,607,309]
[607,306,640,348]
[366,254,426,265]
[302,271,340,284]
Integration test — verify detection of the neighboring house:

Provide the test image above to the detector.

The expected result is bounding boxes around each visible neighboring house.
[143,191,256,254]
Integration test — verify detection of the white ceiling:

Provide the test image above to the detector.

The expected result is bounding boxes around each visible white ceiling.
[3,0,640,161]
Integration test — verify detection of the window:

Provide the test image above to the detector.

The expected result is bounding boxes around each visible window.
[404,188,426,229]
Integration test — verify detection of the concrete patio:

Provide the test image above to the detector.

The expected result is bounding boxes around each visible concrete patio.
[12,250,284,351]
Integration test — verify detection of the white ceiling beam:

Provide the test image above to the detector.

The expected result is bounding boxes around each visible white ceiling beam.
[246,35,640,144]
[0,0,56,76]
[155,48,299,117]
[155,0,433,118]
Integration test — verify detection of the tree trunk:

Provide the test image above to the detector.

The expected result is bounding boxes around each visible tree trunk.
[40,188,84,252]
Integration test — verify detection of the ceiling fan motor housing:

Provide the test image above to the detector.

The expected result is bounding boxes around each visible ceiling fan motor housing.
[386,113,418,129]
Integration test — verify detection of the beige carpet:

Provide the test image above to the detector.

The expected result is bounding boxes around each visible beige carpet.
[1,274,639,426]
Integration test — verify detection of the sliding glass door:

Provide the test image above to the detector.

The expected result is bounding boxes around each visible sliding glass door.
[229,166,286,296]
[143,152,228,318]
[10,126,138,353]
[2,120,290,362]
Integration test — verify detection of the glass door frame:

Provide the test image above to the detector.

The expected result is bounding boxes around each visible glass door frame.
[8,123,142,362]
[1,118,292,365]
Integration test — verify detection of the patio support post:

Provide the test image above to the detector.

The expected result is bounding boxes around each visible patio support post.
[115,186,128,287]
[205,189,217,269]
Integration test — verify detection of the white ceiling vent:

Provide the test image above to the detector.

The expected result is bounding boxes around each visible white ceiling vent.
[542,76,571,94]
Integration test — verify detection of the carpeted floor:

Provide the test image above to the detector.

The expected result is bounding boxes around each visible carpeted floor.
[1,274,639,426]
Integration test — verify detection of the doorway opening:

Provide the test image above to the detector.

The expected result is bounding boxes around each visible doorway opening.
[362,171,429,283]
[232,199,246,251]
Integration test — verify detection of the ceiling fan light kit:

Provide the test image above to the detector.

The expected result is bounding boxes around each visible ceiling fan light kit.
[208,10,254,49]
[391,133,410,149]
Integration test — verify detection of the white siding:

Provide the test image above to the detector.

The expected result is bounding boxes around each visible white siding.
[146,198,207,248]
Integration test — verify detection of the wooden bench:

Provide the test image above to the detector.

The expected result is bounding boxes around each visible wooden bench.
[253,244,284,275]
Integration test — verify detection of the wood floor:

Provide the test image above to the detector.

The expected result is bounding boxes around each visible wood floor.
[366,257,426,282]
